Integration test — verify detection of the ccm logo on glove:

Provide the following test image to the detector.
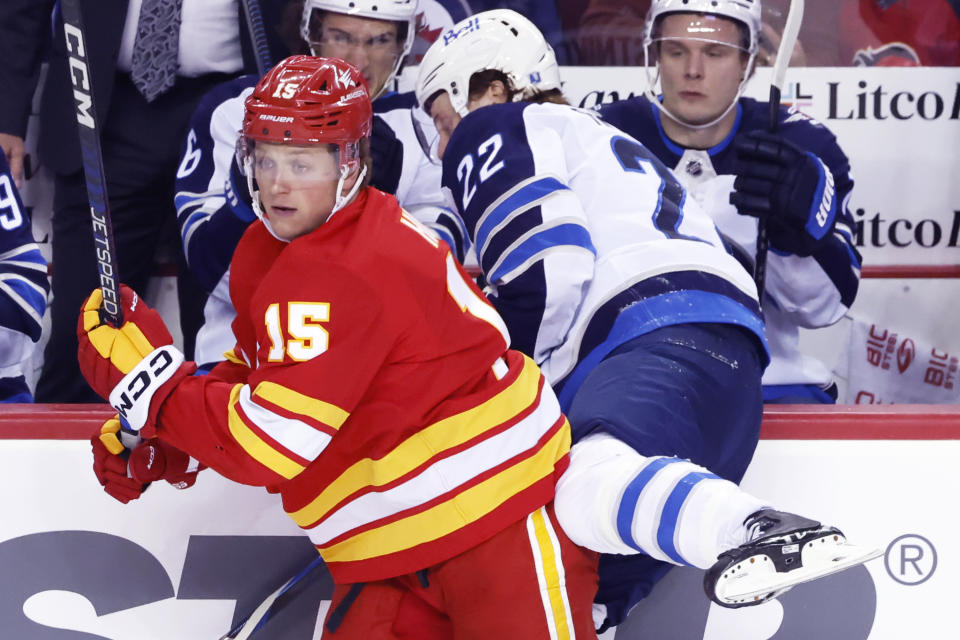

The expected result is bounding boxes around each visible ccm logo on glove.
[109,345,185,431]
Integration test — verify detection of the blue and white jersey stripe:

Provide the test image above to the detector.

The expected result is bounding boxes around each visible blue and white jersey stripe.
[441,102,766,394]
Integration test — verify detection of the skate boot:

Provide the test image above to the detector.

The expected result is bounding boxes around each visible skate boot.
[704,509,882,608]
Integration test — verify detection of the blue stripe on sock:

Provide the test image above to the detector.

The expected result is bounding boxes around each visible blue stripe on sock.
[616,457,683,552]
[657,471,721,565]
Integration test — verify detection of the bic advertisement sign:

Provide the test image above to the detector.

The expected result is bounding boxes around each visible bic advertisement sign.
[0,437,954,639]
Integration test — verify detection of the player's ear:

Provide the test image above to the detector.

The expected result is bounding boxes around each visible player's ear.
[490,79,508,102]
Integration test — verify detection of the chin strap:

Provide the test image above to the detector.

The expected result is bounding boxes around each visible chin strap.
[331,163,367,217]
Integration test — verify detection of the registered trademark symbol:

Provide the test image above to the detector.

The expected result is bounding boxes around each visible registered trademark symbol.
[884,534,937,585]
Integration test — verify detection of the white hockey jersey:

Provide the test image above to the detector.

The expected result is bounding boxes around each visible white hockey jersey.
[174,76,458,366]
[440,101,767,409]
[601,97,861,400]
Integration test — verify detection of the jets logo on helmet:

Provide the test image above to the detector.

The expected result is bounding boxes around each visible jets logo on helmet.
[415,9,561,117]
[441,17,480,45]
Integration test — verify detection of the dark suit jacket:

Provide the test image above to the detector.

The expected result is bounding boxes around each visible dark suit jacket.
[0,0,292,175]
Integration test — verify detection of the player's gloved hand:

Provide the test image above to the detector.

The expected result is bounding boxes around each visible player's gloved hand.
[128,438,201,490]
[369,114,403,194]
[93,416,201,503]
[77,285,195,433]
[730,130,838,256]
[92,415,147,504]
[226,155,257,222]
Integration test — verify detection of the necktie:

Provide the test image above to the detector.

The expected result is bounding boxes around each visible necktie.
[130,0,184,102]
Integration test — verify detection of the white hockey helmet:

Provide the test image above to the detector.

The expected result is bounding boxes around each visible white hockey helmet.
[643,0,762,55]
[642,0,762,130]
[300,0,418,96]
[415,9,562,117]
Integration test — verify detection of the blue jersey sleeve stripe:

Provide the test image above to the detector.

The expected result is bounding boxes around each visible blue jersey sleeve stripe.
[433,209,470,261]
[1,263,49,294]
[430,226,458,261]
[0,243,46,264]
[175,191,219,215]
[475,176,570,256]
[657,471,721,565]
[480,207,542,276]
[0,280,45,338]
[180,210,211,247]
[438,207,470,248]
[488,223,596,283]
[1,253,48,273]
[0,276,47,317]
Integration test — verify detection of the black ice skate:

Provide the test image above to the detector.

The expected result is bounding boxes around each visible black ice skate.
[703,509,882,608]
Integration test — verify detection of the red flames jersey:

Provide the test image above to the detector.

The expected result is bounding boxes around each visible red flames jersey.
[156,188,570,583]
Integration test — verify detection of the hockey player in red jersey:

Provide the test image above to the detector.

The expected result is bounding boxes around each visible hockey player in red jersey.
[77,55,598,639]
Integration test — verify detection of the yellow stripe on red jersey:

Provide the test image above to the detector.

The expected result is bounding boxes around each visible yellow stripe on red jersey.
[289,353,543,527]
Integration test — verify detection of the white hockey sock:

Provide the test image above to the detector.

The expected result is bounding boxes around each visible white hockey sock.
[554,432,767,568]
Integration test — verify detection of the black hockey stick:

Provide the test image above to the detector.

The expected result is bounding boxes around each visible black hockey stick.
[220,555,325,640]
[240,0,274,77]
[60,0,123,326]
[753,0,805,300]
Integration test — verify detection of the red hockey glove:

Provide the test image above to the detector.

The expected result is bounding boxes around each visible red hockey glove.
[92,416,201,503]
[92,416,147,504]
[77,285,195,432]
[128,438,202,490]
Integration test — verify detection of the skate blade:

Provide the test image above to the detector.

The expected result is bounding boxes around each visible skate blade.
[715,539,882,606]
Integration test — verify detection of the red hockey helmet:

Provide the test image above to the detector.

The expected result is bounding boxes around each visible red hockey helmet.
[242,55,373,166]
[239,56,374,232]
